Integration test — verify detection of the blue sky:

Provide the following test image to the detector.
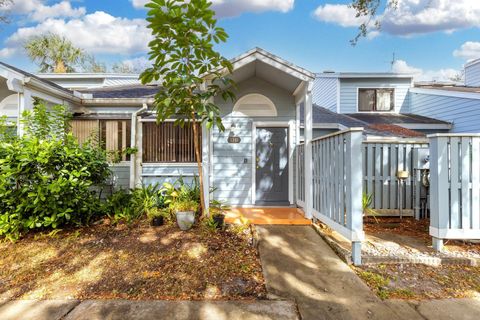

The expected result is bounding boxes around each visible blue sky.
[0,0,479,81]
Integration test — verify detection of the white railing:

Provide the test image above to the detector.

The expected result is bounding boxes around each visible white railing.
[429,134,480,250]
[362,141,429,216]
[297,143,305,206]
[311,128,364,264]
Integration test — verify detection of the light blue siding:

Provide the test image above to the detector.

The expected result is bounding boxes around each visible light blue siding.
[142,165,198,187]
[313,77,337,112]
[465,61,480,87]
[110,165,130,190]
[212,76,296,205]
[339,78,411,113]
[410,92,480,133]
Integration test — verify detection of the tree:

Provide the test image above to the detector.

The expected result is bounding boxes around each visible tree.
[24,33,86,73]
[350,0,398,45]
[0,0,13,25]
[112,59,150,74]
[140,0,234,215]
[82,55,107,73]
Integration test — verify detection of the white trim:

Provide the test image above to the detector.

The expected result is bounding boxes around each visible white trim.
[364,137,429,144]
[311,127,364,143]
[300,123,348,130]
[142,162,198,167]
[141,173,196,177]
[252,121,294,205]
[336,78,341,113]
[356,87,396,113]
[317,72,414,79]
[430,226,480,240]
[232,93,277,117]
[465,58,480,68]
[410,87,480,100]
[428,133,480,138]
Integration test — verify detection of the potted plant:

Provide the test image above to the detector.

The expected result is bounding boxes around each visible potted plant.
[209,200,230,229]
[147,208,167,227]
[171,199,198,231]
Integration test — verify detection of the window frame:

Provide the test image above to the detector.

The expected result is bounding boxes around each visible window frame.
[70,118,132,163]
[141,120,201,164]
[356,87,395,112]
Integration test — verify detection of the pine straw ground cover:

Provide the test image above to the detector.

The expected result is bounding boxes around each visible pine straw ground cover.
[353,263,480,300]
[0,220,266,300]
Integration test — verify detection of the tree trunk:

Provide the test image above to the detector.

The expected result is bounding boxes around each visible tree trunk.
[191,117,206,216]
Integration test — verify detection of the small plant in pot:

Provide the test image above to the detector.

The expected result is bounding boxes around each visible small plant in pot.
[171,199,198,231]
[147,208,167,227]
[209,200,230,229]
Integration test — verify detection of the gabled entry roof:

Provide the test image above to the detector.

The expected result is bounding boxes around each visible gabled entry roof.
[223,47,315,93]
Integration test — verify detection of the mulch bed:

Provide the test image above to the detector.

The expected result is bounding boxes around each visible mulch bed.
[0,220,266,300]
[354,263,480,300]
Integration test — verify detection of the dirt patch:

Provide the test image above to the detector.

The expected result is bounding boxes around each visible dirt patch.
[364,217,480,259]
[354,263,480,300]
[0,220,266,300]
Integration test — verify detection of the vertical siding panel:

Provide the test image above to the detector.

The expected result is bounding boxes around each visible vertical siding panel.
[461,137,471,229]
[472,138,480,230]
[450,138,460,229]
[374,144,382,208]
[390,145,398,209]
[382,144,389,208]
[405,144,413,208]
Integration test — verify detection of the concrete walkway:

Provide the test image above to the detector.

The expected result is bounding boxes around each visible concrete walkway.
[256,225,480,320]
[0,299,299,320]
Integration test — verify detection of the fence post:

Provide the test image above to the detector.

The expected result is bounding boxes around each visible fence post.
[429,135,449,251]
[304,90,313,219]
[346,129,364,265]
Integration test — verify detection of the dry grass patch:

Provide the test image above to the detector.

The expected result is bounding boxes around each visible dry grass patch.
[0,221,266,300]
[354,263,480,300]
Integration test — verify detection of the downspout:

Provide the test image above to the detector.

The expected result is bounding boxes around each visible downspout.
[130,103,148,189]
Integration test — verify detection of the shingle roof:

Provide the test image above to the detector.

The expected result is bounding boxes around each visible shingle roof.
[79,84,161,99]
[0,61,74,95]
[345,113,450,125]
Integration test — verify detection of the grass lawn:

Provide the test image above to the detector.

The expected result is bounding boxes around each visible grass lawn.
[354,264,480,300]
[0,220,266,300]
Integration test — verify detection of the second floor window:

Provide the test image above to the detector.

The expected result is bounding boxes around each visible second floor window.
[358,88,394,112]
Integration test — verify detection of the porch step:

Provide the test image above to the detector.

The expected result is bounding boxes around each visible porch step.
[225,208,311,225]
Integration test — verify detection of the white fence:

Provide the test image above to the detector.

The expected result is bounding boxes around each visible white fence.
[362,141,429,215]
[429,134,480,250]
[297,143,305,205]
[310,128,364,264]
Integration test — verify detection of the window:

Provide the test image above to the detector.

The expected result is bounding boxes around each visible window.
[71,119,132,161]
[358,88,394,112]
[142,122,201,163]
[232,93,277,117]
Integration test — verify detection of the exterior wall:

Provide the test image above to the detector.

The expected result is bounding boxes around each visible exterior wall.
[212,76,297,206]
[312,76,337,112]
[142,164,198,187]
[465,60,480,87]
[339,78,411,113]
[410,91,480,133]
[111,165,131,190]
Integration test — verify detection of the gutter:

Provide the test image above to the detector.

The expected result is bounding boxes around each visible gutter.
[22,76,82,103]
[130,103,148,189]
[81,98,155,106]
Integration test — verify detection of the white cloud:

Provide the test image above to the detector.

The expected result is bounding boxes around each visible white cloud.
[131,0,294,18]
[392,59,461,82]
[313,4,366,28]
[453,42,480,61]
[1,0,85,22]
[5,11,152,55]
[313,1,480,37]
[0,47,16,58]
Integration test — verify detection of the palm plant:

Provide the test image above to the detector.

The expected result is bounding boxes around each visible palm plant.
[24,33,86,73]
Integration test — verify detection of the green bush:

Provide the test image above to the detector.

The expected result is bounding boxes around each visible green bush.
[0,103,110,241]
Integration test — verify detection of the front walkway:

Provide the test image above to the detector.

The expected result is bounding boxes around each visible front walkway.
[225,208,311,225]
[257,225,480,320]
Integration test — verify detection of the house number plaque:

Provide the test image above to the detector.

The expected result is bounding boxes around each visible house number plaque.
[228,136,241,144]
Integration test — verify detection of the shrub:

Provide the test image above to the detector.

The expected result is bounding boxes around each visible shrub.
[170,199,199,213]
[0,103,110,241]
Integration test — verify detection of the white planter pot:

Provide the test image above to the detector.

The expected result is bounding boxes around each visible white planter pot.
[176,211,195,231]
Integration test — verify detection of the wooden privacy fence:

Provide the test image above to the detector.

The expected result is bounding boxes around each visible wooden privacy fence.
[362,141,429,215]
[310,128,364,264]
[429,134,480,250]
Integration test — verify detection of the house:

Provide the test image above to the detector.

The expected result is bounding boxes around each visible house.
[3,48,480,264]
[0,48,475,209]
